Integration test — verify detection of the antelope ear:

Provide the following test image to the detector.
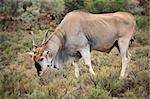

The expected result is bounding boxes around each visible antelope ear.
[28,52,34,58]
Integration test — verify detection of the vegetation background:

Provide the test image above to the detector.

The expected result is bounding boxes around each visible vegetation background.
[0,0,149,98]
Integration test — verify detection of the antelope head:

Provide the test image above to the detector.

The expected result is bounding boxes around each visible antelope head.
[28,31,54,76]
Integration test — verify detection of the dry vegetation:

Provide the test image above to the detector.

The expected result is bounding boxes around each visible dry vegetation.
[0,0,149,98]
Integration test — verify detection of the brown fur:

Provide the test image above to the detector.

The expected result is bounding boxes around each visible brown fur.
[32,47,44,62]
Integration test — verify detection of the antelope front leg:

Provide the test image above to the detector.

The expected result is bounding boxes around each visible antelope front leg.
[79,45,95,76]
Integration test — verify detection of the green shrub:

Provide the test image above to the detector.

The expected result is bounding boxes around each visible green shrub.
[64,0,84,12]
[131,47,149,74]
[84,0,145,15]
[135,29,149,46]
[39,0,64,24]
[39,0,64,14]
[85,0,129,13]
[0,0,23,16]
[0,31,31,66]
[132,16,150,46]
[85,0,111,13]
[136,16,149,29]
[88,86,110,99]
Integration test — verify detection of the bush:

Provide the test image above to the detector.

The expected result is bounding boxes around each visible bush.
[64,0,84,12]
[137,0,149,16]
[0,0,33,17]
[88,86,110,99]
[0,31,31,66]
[39,0,64,14]
[39,0,64,24]
[133,16,149,46]
[85,0,128,13]
[136,16,149,29]
[84,0,144,15]
[135,28,149,46]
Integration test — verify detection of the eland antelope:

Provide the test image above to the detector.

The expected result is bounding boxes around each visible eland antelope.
[28,10,136,78]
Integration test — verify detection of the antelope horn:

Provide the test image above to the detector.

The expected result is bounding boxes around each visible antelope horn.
[41,30,49,45]
[29,31,37,51]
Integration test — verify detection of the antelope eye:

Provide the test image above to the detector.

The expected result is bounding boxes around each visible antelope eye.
[39,58,44,61]
[47,51,49,54]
